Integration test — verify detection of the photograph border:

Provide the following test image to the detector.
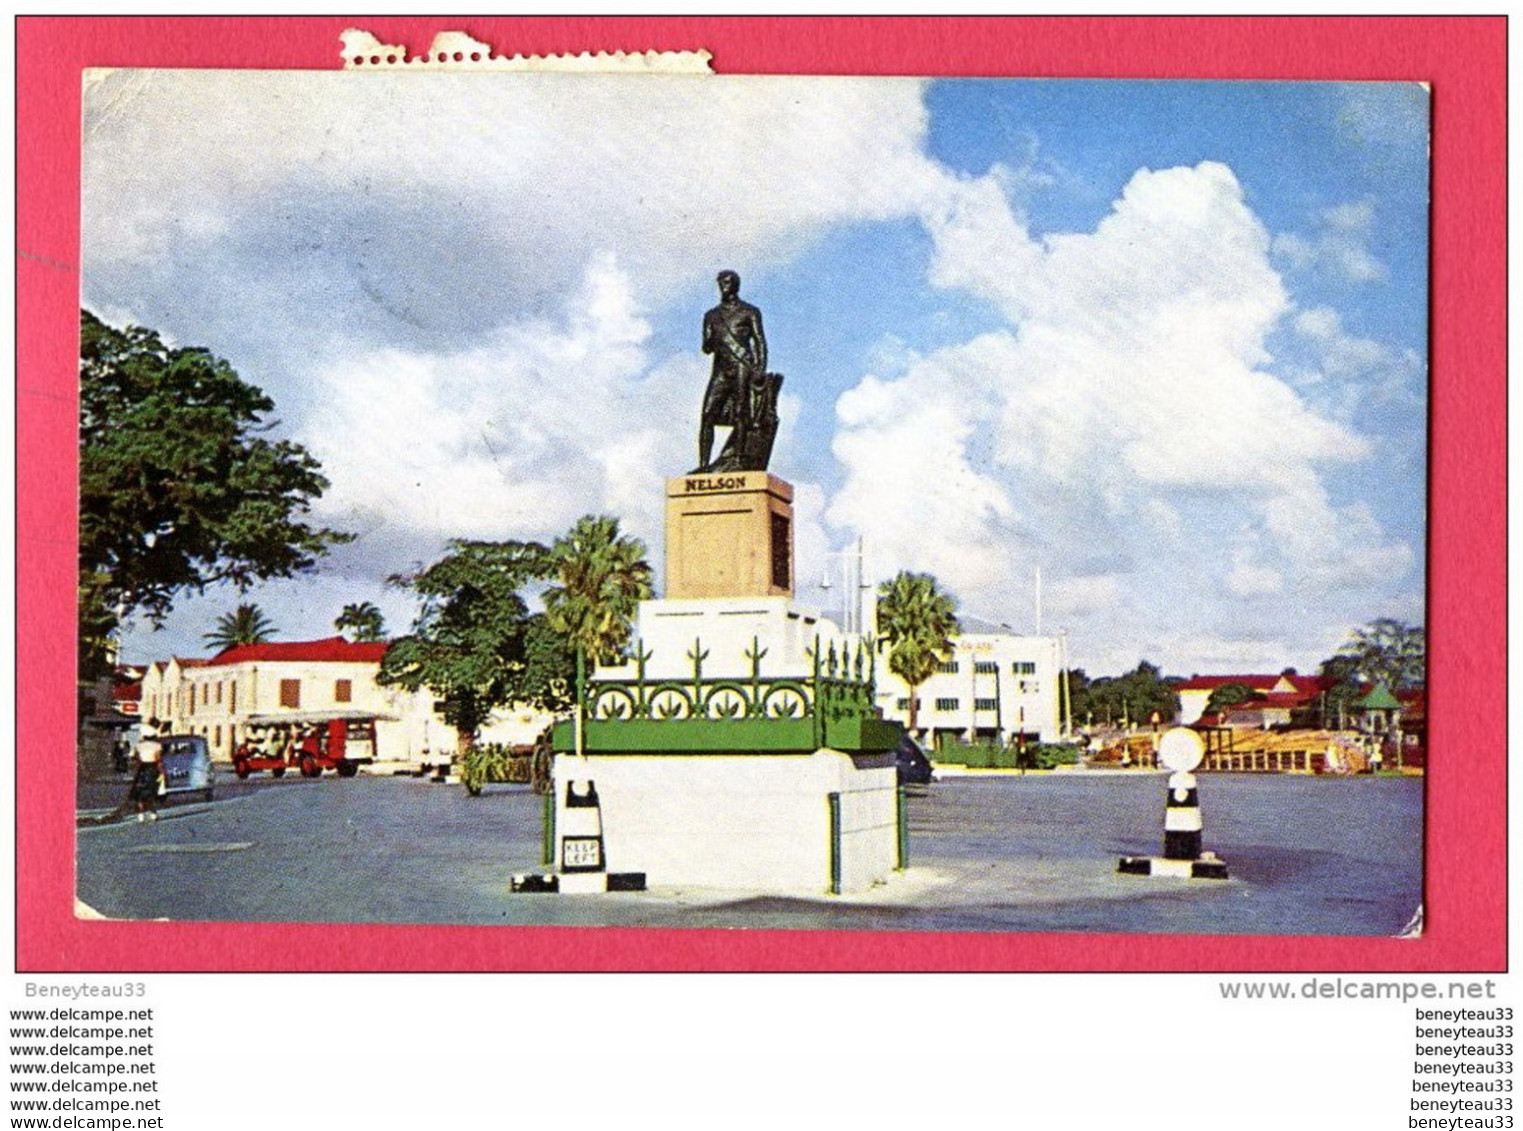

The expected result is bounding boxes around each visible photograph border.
[17,15,1505,972]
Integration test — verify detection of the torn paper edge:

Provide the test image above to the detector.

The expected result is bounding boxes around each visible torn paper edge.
[340,29,713,73]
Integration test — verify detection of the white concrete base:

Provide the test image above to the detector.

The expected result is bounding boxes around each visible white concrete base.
[558,871,612,894]
[553,749,899,893]
[1117,853,1230,880]
[510,872,647,894]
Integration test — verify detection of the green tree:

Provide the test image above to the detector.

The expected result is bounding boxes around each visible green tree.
[334,601,387,642]
[79,310,348,679]
[1081,661,1181,727]
[1083,676,1125,726]
[377,541,570,758]
[1328,618,1426,692]
[1313,653,1364,730]
[1315,619,1424,730]
[1204,682,1258,717]
[1124,660,1181,726]
[204,602,276,651]
[1065,668,1093,727]
[876,571,960,733]
[542,515,654,757]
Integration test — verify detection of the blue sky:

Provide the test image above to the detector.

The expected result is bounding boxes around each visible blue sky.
[83,72,1429,676]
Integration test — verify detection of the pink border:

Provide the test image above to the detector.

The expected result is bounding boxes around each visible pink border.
[18,16,1505,972]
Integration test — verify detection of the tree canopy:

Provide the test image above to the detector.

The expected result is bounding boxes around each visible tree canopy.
[378,518,652,756]
[377,540,572,751]
[204,602,276,651]
[1313,618,1425,728]
[1204,682,1259,717]
[1322,618,1426,693]
[1069,661,1181,728]
[541,515,654,669]
[876,571,959,732]
[335,601,387,643]
[79,310,348,678]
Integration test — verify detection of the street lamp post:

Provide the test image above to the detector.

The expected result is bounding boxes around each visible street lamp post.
[819,537,871,637]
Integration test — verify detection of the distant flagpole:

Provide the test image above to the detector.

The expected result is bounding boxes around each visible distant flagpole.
[1034,567,1043,636]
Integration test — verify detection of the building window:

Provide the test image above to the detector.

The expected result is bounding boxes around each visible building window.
[213,725,221,749]
[216,681,223,704]
[335,679,352,704]
[974,661,999,674]
[935,697,960,712]
[229,682,237,713]
[1014,661,1036,675]
[936,661,960,674]
[975,698,999,711]
[280,679,301,709]
[896,697,921,711]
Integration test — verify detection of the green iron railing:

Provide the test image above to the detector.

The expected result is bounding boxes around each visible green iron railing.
[585,635,878,727]
[828,791,842,895]
[541,789,556,867]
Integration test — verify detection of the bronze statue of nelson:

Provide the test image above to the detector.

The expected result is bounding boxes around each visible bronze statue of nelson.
[697,270,783,473]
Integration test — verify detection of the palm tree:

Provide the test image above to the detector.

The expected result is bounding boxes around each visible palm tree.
[542,516,654,758]
[876,571,959,735]
[334,601,387,642]
[204,602,276,651]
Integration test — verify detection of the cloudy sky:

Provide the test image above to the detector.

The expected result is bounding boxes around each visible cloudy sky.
[83,71,1428,676]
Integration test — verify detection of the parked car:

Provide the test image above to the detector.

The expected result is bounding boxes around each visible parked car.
[156,734,214,802]
[895,734,935,785]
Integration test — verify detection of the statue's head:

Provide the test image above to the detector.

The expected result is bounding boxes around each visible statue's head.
[716,270,740,298]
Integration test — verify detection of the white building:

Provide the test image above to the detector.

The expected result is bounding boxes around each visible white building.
[876,628,1065,748]
[139,637,552,764]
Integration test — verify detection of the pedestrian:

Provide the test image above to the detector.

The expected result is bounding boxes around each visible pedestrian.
[128,718,165,822]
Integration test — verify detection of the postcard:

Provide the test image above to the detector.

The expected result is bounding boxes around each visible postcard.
[17,17,1503,973]
[67,61,1435,942]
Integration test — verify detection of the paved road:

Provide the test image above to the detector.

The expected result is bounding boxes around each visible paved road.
[76,770,1422,936]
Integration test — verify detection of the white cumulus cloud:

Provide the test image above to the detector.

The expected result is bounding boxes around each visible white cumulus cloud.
[302,256,686,553]
[826,160,1414,672]
[1272,197,1388,283]
[83,70,944,341]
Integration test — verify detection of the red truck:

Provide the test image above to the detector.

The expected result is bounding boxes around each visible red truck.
[233,712,384,779]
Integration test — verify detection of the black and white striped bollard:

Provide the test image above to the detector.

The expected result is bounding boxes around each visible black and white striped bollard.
[1119,727,1229,880]
[1164,770,1202,860]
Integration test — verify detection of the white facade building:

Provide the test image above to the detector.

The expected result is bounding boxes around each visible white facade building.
[139,637,552,764]
[876,630,1065,747]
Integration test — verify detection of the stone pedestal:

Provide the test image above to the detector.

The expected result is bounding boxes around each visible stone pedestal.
[552,749,898,893]
[521,467,906,899]
[665,472,793,599]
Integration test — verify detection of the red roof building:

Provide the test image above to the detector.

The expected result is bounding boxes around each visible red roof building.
[1176,671,1327,725]
[138,636,553,766]
[207,637,389,666]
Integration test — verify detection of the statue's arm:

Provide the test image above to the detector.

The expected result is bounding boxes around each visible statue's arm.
[701,312,715,355]
[750,309,768,373]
